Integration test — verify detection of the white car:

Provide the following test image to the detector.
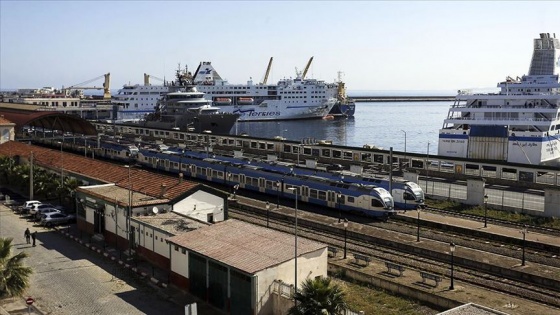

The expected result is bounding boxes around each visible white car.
[21,201,42,214]
[29,203,57,215]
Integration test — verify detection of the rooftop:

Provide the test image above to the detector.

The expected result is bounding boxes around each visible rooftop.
[167,219,327,274]
[133,211,209,234]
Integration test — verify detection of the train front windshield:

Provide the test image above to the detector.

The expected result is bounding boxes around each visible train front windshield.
[407,182,425,203]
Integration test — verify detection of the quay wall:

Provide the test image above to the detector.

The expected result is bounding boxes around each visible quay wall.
[351,96,454,102]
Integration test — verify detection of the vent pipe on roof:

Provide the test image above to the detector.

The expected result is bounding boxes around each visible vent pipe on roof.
[160,184,167,198]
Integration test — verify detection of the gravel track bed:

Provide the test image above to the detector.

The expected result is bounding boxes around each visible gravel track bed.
[229,208,560,308]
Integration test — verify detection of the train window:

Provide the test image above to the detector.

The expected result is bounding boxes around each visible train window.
[332,150,341,158]
[283,145,291,153]
[322,149,331,157]
[347,196,355,203]
[259,143,266,149]
[303,147,312,155]
[411,160,424,168]
[403,192,416,200]
[250,141,258,148]
[343,151,353,160]
[361,153,371,162]
[318,191,326,200]
[371,199,384,207]
[373,154,384,164]
[310,189,318,199]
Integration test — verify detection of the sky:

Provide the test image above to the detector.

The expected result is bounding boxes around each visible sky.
[1,1,559,93]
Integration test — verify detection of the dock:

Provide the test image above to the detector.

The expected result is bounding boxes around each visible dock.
[352,96,454,102]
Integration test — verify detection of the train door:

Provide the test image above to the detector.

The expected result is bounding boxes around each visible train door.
[300,186,309,202]
[258,178,266,193]
[164,159,170,171]
[327,191,337,208]
[238,174,246,189]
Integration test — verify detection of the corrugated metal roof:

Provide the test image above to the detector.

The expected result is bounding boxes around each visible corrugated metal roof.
[167,219,327,274]
[0,141,199,201]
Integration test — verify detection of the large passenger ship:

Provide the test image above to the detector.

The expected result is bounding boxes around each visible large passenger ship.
[438,33,560,166]
[112,74,168,121]
[192,58,347,121]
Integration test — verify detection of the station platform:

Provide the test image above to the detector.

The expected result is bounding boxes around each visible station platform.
[232,196,560,315]
[397,210,559,249]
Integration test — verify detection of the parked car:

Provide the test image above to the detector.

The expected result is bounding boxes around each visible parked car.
[29,203,57,215]
[40,212,75,227]
[34,208,61,221]
[21,200,42,214]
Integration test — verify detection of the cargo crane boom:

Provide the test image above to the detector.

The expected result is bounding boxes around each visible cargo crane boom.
[261,57,273,84]
[63,73,111,99]
[144,73,165,86]
[301,56,314,80]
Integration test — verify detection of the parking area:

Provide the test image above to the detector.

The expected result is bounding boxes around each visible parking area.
[0,186,224,315]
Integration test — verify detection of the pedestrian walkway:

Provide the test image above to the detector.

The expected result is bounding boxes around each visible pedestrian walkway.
[55,224,225,315]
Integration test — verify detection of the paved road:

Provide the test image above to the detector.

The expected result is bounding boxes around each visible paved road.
[0,204,186,315]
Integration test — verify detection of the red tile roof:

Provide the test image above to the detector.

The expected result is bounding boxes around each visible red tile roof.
[0,116,15,125]
[0,141,198,200]
[167,219,327,274]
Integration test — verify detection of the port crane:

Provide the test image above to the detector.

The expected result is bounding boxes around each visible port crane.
[294,56,314,79]
[301,56,313,80]
[144,73,165,86]
[261,57,273,84]
[62,73,111,99]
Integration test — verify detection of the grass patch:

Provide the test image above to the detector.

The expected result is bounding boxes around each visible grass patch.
[333,278,438,315]
[427,199,560,229]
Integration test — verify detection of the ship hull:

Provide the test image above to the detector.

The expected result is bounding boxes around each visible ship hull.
[124,113,238,135]
[329,101,356,117]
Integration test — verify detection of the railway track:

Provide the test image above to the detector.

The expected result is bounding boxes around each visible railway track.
[229,203,560,308]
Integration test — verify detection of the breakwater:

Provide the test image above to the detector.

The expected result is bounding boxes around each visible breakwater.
[352,96,454,102]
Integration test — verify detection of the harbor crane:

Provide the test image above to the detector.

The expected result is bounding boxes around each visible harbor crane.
[63,73,111,99]
[261,57,273,84]
[301,56,313,80]
[144,73,165,86]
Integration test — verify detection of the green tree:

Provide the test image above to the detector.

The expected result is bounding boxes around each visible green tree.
[288,277,348,315]
[0,238,33,298]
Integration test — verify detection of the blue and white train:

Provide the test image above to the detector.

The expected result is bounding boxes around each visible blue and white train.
[131,148,396,218]
[143,147,424,210]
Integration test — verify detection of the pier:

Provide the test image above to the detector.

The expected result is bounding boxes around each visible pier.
[352,95,454,102]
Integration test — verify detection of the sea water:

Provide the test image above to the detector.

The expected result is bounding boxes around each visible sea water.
[233,101,451,155]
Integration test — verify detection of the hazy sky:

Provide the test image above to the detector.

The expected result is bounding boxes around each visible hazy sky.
[1,1,558,93]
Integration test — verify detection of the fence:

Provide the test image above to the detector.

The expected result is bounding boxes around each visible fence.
[421,180,545,213]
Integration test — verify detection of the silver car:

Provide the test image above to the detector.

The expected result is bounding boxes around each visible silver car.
[40,212,74,227]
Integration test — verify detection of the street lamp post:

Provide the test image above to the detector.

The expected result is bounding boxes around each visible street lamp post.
[521,225,528,266]
[287,187,299,301]
[343,218,348,259]
[416,207,421,242]
[337,192,342,223]
[266,201,270,228]
[483,194,489,228]
[449,242,456,290]
[426,142,430,193]
[401,130,407,169]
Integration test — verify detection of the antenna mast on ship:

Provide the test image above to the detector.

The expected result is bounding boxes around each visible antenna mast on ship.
[261,57,273,84]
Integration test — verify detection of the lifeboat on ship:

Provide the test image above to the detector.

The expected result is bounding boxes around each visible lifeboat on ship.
[214,97,232,105]
[237,97,254,105]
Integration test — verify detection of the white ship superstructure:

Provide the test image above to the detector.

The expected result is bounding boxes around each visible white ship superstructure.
[192,60,337,121]
[112,74,168,121]
[439,33,560,166]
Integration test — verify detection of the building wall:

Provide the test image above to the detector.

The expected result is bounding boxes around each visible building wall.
[0,124,15,144]
[255,247,328,314]
[173,190,225,222]
[170,245,189,279]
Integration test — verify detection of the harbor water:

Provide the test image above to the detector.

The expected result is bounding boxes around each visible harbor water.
[233,101,451,155]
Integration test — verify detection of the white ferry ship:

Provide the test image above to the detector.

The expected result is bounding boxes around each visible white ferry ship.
[192,58,339,121]
[439,33,560,166]
[112,73,168,121]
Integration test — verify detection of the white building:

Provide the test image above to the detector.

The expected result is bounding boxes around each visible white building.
[0,115,15,144]
[166,219,328,315]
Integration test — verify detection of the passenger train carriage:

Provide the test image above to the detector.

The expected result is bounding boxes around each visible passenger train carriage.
[133,148,396,218]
